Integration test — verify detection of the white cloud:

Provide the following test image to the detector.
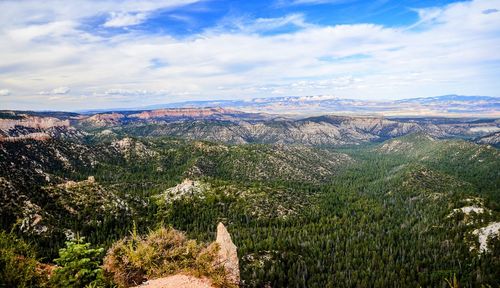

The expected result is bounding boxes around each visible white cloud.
[52,87,71,94]
[0,89,11,96]
[104,88,161,95]
[39,87,71,95]
[103,12,149,28]
[482,8,499,14]
[218,13,313,33]
[0,0,499,110]
[254,13,312,30]
[0,0,201,29]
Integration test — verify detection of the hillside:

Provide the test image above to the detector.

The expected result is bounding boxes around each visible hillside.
[475,131,500,147]
[0,112,499,287]
[2,109,499,146]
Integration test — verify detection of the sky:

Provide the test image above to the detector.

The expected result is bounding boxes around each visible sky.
[0,0,499,111]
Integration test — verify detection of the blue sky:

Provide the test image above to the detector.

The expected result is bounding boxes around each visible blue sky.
[0,0,499,110]
[124,0,459,35]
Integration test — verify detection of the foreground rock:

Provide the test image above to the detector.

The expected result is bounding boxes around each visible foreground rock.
[216,222,240,285]
[132,275,213,288]
[130,223,240,288]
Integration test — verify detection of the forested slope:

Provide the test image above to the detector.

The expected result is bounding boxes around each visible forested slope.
[0,131,499,287]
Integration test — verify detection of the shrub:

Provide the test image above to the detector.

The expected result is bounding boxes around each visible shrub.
[0,231,48,287]
[103,226,232,287]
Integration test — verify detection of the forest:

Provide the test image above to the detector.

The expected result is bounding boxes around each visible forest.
[0,132,499,287]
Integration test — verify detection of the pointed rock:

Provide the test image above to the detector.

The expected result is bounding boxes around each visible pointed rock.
[216,222,240,285]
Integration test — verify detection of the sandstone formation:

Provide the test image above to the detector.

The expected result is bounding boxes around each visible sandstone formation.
[81,112,124,126]
[0,116,69,130]
[216,222,240,285]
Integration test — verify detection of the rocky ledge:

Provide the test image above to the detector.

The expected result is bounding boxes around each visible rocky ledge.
[133,222,240,288]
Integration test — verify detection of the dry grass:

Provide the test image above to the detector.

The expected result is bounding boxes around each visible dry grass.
[103,227,235,288]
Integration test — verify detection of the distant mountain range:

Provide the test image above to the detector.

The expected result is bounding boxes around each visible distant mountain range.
[82,94,500,118]
[1,94,499,147]
[2,106,500,147]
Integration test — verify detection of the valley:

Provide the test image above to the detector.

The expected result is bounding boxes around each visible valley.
[1,108,499,287]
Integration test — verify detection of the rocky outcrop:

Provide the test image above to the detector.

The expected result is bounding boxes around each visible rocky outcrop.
[161,179,208,203]
[0,116,69,130]
[216,222,240,285]
[0,132,51,142]
[472,222,500,253]
[0,114,79,142]
[81,112,124,127]
[57,176,95,189]
[111,137,158,159]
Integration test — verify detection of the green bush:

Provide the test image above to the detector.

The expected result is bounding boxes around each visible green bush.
[0,231,47,287]
[50,238,107,288]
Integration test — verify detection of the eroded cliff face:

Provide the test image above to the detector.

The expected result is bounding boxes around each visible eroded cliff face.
[80,112,125,127]
[0,115,72,141]
[0,116,69,130]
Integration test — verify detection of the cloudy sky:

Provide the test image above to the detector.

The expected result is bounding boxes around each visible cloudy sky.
[1,0,499,110]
